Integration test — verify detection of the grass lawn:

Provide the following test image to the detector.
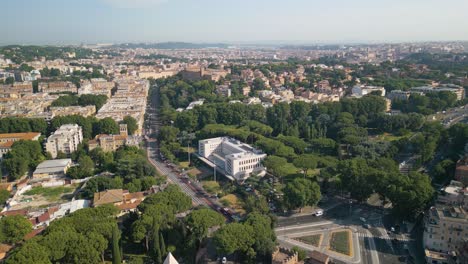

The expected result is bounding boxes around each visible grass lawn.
[179,161,190,169]
[329,230,351,256]
[220,194,245,214]
[202,181,221,194]
[298,234,322,247]
[371,132,413,142]
[24,186,74,200]
[187,166,212,179]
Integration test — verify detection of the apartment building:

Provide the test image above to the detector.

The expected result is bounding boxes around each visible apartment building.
[88,124,129,152]
[38,81,78,94]
[96,78,149,136]
[351,85,386,97]
[0,93,58,118]
[0,132,41,158]
[198,137,267,181]
[79,78,115,97]
[423,181,468,264]
[45,124,83,158]
[180,66,230,82]
[0,82,33,99]
[138,70,177,79]
[387,90,412,101]
[50,105,96,117]
[411,84,465,100]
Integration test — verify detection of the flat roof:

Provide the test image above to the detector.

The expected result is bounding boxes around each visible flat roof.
[0,132,40,140]
[33,159,71,174]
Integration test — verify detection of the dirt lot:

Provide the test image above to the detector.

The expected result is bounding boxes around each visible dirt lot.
[11,185,77,210]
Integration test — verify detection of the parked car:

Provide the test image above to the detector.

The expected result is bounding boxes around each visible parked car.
[314,210,323,216]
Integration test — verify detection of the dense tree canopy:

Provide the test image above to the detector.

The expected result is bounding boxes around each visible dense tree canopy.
[0,215,33,244]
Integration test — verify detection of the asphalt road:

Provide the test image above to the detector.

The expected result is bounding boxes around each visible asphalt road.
[428,105,467,127]
[144,85,228,218]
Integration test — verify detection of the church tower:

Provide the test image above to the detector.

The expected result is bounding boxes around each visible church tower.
[119,124,128,137]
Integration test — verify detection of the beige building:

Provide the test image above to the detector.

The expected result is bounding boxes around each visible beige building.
[39,81,78,94]
[93,189,145,211]
[0,93,58,118]
[424,181,468,263]
[88,124,128,152]
[424,206,467,263]
[79,78,114,98]
[50,105,96,117]
[0,132,41,158]
[138,70,177,79]
[32,159,72,179]
[45,124,83,158]
[0,82,33,99]
[180,66,230,82]
[96,77,149,136]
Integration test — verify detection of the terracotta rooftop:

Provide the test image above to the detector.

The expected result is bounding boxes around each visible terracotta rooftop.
[123,192,145,201]
[37,212,50,223]
[48,206,59,216]
[0,132,41,140]
[24,227,45,240]
[0,209,28,217]
[117,201,142,211]
[93,189,123,206]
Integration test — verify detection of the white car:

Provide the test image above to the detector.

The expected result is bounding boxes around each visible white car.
[221,257,227,264]
[314,210,323,216]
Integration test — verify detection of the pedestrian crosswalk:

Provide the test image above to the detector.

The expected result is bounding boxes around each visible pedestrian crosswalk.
[356,232,411,242]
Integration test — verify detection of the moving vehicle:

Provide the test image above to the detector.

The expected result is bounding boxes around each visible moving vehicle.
[314,210,323,216]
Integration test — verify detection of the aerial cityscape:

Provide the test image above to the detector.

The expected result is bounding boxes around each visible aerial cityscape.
[0,1,467,264]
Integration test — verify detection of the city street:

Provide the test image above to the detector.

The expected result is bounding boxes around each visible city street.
[144,85,226,215]
[275,201,415,264]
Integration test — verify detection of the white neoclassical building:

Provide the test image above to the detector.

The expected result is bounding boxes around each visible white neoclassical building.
[199,137,266,181]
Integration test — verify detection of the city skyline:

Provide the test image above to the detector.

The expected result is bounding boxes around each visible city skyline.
[2,0,468,45]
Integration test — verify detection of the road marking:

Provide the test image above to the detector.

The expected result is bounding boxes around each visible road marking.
[275,221,334,231]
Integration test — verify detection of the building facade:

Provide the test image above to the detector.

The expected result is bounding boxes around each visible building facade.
[32,159,72,179]
[38,81,78,94]
[0,132,41,158]
[423,181,468,264]
[351,85,386,97]
[0,82,34,99]
[411,84,465,100]
[88,124,129,152]
[198,137,266,181]
[45,124,83,158]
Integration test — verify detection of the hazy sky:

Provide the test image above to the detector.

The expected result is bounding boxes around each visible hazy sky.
[2,0,468,44]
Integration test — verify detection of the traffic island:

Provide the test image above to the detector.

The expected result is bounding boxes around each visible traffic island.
[296,234,322,247]
[328,229,353,257]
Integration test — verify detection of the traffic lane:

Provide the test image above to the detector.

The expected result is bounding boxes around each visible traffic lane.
[147,147,229,218]
[277,214,327,227]
[146,146,205,206]
[149,157,205,205]
[275,223,337,236]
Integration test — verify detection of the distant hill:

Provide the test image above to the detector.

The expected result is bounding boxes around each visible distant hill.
[114,42,229,49]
